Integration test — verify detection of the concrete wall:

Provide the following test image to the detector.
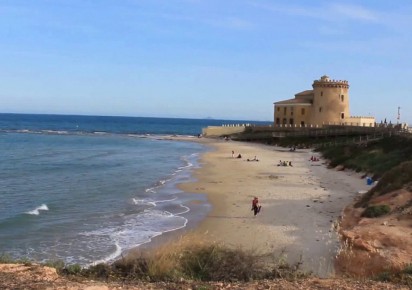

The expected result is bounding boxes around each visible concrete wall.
[202,125,246,137]
[345,116,376,127]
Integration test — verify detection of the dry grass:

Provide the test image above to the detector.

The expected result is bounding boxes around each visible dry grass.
[77,234,309,283]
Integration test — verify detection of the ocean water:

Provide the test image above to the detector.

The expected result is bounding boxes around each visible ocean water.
[0,113,270,265]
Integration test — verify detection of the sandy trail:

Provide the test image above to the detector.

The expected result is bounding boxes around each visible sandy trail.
[179,139,369,277]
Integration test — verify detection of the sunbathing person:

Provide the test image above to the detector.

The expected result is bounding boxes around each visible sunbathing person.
[247,156,259,162]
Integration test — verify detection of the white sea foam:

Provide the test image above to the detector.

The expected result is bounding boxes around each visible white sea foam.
[41,130,69,135]
[132,196,178,207]
[176,204,190,215]
[153,196,178,204]
[132,198,156,207]
[88,242,122,266]
[26,204,49,215]
[81,209,188,265]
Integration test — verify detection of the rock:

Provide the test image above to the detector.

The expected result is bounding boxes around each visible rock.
[335,165,345,171]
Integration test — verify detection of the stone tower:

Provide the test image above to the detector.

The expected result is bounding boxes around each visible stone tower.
[310,75,350,125]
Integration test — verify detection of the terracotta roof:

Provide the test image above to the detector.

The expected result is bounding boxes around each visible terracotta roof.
[274,98,312,105]
[294,90,314,96]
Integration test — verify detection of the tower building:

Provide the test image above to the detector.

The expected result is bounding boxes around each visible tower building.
[274,75,373,127]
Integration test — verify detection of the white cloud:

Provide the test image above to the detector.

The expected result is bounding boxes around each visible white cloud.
[249,1,380,23]
[204,17,255,30]
[329,3,378,22]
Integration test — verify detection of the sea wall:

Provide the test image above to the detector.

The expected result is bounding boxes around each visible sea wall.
[202,125,246,137]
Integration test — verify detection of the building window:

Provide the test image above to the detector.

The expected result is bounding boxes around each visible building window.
[290,107,294,116]
[341,112,345,119]
[276,118,280,124]
[321,91,323,96]
[319,107,322,113]
[283,107,287,114]
[341,95,344,102]
[301,108,305,115]
[289,118,294,125]
[301,121,305,126]
[277,107,280,112]
[282,118,287,124]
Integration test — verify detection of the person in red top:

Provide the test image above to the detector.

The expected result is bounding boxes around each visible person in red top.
[251,197,262,216]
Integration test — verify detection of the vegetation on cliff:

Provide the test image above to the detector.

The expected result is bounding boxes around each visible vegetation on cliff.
[58,236,307,283]
[315,136,412,208]
[316,136,412,179]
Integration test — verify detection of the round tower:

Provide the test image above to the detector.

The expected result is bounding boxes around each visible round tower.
[310,75,350,126]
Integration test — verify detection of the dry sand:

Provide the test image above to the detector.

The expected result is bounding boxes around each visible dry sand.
[178,138,370,277]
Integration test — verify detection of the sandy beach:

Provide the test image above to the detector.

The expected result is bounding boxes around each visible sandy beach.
[178,138,370,277]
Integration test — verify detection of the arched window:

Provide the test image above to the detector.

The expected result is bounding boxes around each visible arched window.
[341,112,345,119]
[341,95,344,102]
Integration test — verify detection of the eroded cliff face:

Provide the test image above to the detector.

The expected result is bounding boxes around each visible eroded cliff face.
[336,189,412,277]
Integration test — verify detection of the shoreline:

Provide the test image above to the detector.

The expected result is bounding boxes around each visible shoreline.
[175,138,369,277]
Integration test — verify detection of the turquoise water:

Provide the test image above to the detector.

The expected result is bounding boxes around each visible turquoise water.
[0,114,270,265]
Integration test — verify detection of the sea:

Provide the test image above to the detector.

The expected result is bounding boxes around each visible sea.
[0,113,270,266]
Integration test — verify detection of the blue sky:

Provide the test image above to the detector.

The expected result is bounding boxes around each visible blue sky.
[0,0,411,123]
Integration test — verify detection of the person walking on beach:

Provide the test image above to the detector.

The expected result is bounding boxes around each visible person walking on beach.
[251,197,262,216]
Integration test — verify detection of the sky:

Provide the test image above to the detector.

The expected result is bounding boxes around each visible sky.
[0,0,411,123]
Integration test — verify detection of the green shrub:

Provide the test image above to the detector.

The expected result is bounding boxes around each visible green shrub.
[85,263,113,279]
[376,271,393,282]
[370,161,412,197]
[362,205,391,218]
[43,259,65,271]
[403,264,412,275]
[179,245,262,282]
[63,263,83,275]
[0,254,14,264]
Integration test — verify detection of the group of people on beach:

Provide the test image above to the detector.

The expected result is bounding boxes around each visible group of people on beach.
[232,150,242,159]
[309,156,320,162]
[231,151,259,162]
[277,160,292,167]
